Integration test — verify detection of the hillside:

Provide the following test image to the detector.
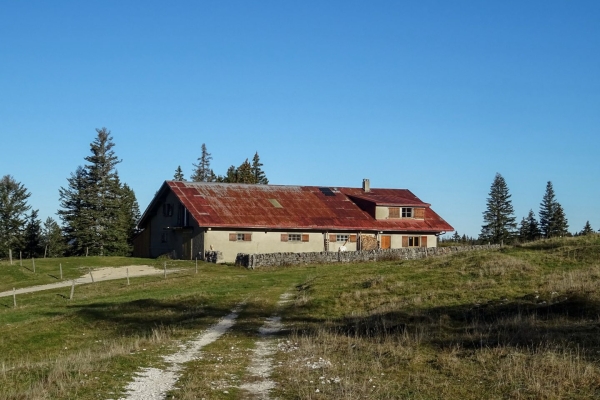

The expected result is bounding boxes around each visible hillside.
[0,235,599,399]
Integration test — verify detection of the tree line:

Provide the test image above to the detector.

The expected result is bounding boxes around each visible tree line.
[173,143,268,184]
[0,132,271,260]
[479,173,595,245]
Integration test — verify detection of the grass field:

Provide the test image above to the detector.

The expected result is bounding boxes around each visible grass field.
[1,235,599,399]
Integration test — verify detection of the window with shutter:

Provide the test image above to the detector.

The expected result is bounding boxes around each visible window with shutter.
[302,234,309,242]
[229,233,237,241]
[329,234,336,242]
[244,233,252,242]
[414,208,425,219]
[388,207,400,218]
[281,234,289,242]
[421,236,428,247]
[349,234,357,243]
[402,236,408,247]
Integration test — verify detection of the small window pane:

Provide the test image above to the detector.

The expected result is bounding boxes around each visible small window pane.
[288,234,301,242]
[336,234,349,242]
[402,208,413,218]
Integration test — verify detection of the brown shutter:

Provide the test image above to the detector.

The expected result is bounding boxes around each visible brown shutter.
[402,236,408,247]
[389,207,400,218]
[301,234,309,242]
[329,234,337,242]
[414,208,425,219]
[421,236,427,247]
[349,234,357,243]
[244,233,252,242]
[281,234,288,242]
[229,233,237,241]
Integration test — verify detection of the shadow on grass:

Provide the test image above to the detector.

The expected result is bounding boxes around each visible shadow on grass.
[66,296,285,341]
[287,291,600,358]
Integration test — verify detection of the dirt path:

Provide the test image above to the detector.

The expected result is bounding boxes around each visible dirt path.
[0,265,169,298]
[118,302,245,400]
[116,292,293,399]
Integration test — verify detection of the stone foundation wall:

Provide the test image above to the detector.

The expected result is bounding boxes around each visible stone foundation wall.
[235,245,501,269]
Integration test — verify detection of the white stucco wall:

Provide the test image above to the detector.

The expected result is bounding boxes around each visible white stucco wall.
[206,231,325,263]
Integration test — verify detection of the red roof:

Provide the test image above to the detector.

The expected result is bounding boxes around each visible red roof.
[143,181,453,233]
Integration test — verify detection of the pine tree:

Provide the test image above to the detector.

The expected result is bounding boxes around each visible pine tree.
[0,175,31,258]
[119,183,141,254]
[452,231,460,242]
[519,209,541,242]
[251,152,269,184]
[58,166,92,255]
[479,173,517,244]
[539,181,569,238]
[59,128,132,256]
[580,221,594,236]
[191,144,214,182]
[553,203,569,237]
[237,159,255,183]
[42,217,67,258]
[173,166,185,181]
[539,181,556,238]
[24,209,43,258]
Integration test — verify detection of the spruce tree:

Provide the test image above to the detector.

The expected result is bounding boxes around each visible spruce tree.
[119,183,141,254]
[520,209,541,242]
[251,152,269,184]
[42,217,67,258]
[24,209,43,258]
[539,181,556,238]
[479,173,517,244]
[237,159,255,183]
[0,175,31,258]
[173,166,185,181]
[539,181,569,238]
[59,128,133,256]
[191,144,215,182]
[58,166,92,255]
[580,221,594,236]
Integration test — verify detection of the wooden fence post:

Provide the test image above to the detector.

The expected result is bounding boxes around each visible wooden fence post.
[60,263,63,280]
[127,268,130,286]
[13,288,16,308]
[195,257,198,274]
[32,258,35,273]
[9,249,12,265]
[20,251,22,267]
[70,280,75,300]
[89,269,94,283]
[164,262,167,279]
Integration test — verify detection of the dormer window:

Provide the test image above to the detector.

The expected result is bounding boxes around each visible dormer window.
[402,208,413,218]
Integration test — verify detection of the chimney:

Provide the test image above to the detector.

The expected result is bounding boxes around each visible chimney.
[362,178,370,193]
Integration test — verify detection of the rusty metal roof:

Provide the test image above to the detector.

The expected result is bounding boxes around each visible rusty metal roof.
[141,181,453,233]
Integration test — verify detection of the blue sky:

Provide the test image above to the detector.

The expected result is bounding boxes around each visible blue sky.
[1,1,599,238]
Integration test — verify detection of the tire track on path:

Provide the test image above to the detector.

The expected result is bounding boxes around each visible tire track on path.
[117,302,245,400]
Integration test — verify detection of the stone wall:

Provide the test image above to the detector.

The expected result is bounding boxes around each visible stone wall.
[235,245,501,269]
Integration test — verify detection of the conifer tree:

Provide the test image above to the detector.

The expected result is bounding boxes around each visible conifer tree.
[42,217,67,258]
[24,209,43,258]
[119,183,141,254]
[519,209,541,242]
[452,231,460,242]
[580,221,594,236]
[251,152,269,184]
[59,128,134,256]
[539,181,569,238]
[191,144,215,182]
[479,173,517,244]
[173,166,185,181]
[0,175,31,258]
[237,159,255,183]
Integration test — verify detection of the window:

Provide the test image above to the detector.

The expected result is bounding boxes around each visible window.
[282,234,309,242]
[388,207,400,218]
[408,236,420,247]
[402,207,413,218]
[336,234,349,242]
[288,234,302,242]
[229,233,252,241]
[161,232,168,243]
[163,203,173,217]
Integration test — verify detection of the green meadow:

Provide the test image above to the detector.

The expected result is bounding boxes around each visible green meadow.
[1,235,599,399]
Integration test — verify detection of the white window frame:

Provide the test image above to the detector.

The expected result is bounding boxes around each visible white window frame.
[402,207,413,218]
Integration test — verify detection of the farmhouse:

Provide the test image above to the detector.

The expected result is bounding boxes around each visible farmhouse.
[133,179,453,263]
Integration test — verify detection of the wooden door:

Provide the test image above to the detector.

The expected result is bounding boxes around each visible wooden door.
[380,235,391,249]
